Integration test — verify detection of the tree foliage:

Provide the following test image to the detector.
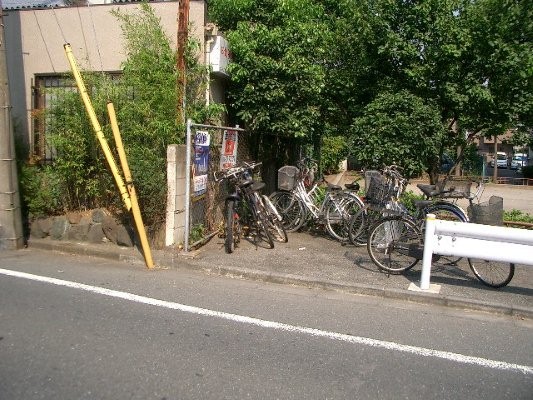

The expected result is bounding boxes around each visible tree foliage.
[208,0,532,181]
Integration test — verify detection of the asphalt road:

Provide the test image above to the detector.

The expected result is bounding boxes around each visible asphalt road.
[1,249,532,399]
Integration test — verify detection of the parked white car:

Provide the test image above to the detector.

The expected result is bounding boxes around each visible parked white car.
[511,153,528,170]
[490,152,508,168]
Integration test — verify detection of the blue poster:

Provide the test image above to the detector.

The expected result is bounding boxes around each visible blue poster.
[193,131,210,197]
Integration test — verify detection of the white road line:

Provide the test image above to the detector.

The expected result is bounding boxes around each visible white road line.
[1,267,532,375]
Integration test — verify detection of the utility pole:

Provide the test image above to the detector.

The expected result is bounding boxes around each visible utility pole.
[0,9,24,250]
[177,0,189,125]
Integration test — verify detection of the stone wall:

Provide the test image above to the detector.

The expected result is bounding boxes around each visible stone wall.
[30,209,134,247]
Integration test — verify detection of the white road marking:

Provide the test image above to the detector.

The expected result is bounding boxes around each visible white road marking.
[1,267,532,375]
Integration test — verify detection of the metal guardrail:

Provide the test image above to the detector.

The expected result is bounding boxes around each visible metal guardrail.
[418,214,533,291]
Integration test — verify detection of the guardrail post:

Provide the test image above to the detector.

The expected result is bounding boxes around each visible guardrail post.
[420,213,436,290]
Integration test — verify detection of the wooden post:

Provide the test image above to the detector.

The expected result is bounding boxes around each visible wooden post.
[177,0,189,125]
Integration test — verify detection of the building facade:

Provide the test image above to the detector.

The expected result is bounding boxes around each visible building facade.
[3,0,228,159]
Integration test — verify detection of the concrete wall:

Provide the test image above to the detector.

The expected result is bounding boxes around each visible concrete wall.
[3,1,207,151]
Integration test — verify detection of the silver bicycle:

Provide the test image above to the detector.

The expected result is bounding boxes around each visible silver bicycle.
[270,158,364,242]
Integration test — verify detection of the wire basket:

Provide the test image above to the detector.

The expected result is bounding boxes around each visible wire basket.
[365,173,395,207]
[436,177,473,198]
[277,166,299,191]
[468,195,503,226]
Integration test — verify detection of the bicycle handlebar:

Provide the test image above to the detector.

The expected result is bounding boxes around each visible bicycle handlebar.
[213,161,262,183]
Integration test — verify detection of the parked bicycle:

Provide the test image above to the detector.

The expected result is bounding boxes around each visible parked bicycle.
[214,162,287,254]
[362,173,514,288]
[270,158,364,242]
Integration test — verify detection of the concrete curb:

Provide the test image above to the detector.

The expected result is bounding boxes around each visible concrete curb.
[28,239,533,320]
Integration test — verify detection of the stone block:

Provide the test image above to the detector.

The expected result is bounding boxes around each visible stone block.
[92,208,108,224]
[102,215,119,244]
[67,223,90,241]
[30,219,48,238]
[87,223,104,243]
[50,216,69,240]
[116,224,134,247]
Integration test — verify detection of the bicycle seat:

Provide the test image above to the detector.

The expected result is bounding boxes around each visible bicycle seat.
[417,183,440,198]
[413,199,433,209]
[345,181,360,191]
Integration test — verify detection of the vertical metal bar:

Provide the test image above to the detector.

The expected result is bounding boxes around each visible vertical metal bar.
[420,214,436,290]
[184,118,192,252]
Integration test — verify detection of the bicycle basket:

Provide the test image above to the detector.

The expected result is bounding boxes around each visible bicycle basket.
[467,195,503,226]
[436,177,473,199]
[365,173,395,207]
[277,166,299,191]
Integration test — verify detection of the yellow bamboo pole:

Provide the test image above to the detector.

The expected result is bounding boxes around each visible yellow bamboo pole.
[63,44,132,211]
[107,102,154,269]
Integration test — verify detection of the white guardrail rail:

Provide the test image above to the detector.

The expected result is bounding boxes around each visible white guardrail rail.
[419,214,533,290]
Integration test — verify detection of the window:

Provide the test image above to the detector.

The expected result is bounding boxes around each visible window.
[32,72,121,163]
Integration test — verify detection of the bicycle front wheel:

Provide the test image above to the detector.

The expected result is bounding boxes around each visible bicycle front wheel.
[348,206,381,246]
[224,199,240,254]
[367,216,421,273]
[468,259,515,288]
[324,193,364,242]
[269,191,306,232]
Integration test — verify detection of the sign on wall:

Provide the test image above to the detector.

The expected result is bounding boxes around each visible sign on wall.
[220,129,238,170]
[193,131,210,197]
[210,35,232,76]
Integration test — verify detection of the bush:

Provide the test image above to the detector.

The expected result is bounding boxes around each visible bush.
[504,209,533,224]
[20,164,64,217]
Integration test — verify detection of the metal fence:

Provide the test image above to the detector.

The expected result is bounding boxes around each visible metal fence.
[184,120,252,251]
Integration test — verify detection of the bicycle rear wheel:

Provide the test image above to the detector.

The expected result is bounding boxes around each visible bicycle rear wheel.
[269,191,306,232]
[262,195,288,243]
[468,259,515,288]
[324,193,364,241]
[250,196,275,249]
[367,216,421,273]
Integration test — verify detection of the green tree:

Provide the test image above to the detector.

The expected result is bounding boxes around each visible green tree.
[351,90,445,179]
[209,0,532,184]
[209,0,331,186]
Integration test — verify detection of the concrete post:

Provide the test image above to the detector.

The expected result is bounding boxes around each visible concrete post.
[0,12,23,250]
[165,144,187,247]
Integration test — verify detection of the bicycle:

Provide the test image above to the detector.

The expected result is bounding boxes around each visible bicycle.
[348,166,472,248]
[214,162,283,253]
[270,158,364,242]
[365,175,515,288]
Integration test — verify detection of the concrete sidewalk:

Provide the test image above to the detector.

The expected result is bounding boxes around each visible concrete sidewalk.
[28,231,533,320]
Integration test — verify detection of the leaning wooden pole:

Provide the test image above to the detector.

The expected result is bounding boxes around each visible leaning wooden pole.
[107,102,154,269]
[63,44,132,211]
